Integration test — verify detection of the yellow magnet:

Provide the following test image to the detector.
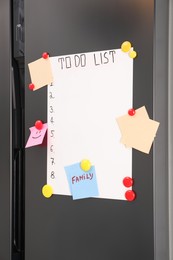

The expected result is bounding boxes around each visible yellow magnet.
[80,159,91,172]
[129,50,137,59]
[121,41,132,52]
[42,184,53,198]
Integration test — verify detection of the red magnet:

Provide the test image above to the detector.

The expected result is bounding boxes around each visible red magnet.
[125,190,136,201]
[123,177,134,188]
[35,120,43,130]
[128,108,136,116]
[29,83,35,91]
[42,52,49,59]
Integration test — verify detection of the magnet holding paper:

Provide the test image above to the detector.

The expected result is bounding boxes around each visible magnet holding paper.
[129,50,137,59]
[128,108,136,116]
[125,190,136,201]
[42,52,49,59]
[42,184,53,198]
[35,120,43,130]
[121,41,132,52]
[80,159,91,172]
[28,83,35,91]
[123,177,134,188]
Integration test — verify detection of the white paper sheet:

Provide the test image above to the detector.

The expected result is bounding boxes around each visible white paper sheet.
[47,49,133,200]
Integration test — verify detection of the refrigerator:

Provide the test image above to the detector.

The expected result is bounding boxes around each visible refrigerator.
[0,0,172,259]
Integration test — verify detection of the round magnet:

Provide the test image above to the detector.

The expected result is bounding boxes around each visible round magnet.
[121,41,132,52]
[35,120,43,130]
[42,184,53,198]
[42,52,49,59]
[128,108,136,116]
[29,83,35,90]
[125,190,136,201]
[80,159,91,172]
[129,50,137,59]
[123,177,134,187]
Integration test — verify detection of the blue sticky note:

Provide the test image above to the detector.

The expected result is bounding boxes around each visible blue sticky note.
[65,163,99,200]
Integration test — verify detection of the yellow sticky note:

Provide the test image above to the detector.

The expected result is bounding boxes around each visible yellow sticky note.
[116,106,160,154]
[28,57,53,91]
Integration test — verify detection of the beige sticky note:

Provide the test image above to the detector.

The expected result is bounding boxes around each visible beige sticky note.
[117,106,149,137]
[136,106,150,119]
[116,106,160,154]
[28,58,53,91]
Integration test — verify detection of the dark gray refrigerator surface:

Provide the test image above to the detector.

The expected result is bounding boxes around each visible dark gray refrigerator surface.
[0,0,172,260]
[23,0,169,260]
[0,0,170,260]
[25,0,167,260]
[0,0,25,259]
[0,0,11,260]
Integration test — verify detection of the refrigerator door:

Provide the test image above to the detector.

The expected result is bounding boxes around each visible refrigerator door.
[24,0,169,259]
[0,1,25,259]
[0,1,11,259]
